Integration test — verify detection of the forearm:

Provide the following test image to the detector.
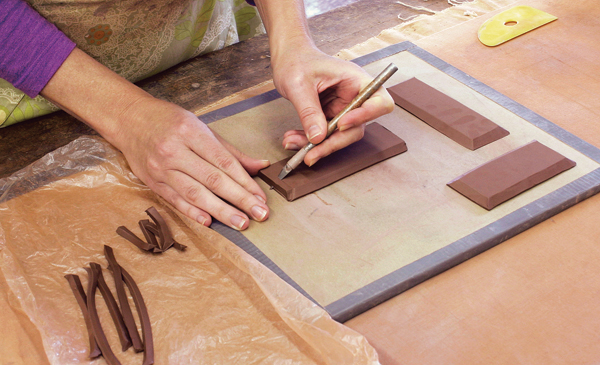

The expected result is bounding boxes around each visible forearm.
[40,48,152,149]
[253,0,315,59]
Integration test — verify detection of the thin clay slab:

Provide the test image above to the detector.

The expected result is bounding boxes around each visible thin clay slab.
[387,77,509,150]
[258,122,407,201]
[448,141,576,210]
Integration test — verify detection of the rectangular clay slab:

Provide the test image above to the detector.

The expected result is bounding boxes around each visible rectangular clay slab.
[388,77,509,150]
[258,122,407,201]
[448,141,576,210]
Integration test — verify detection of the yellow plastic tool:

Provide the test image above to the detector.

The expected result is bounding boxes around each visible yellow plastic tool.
[478,5,557,46]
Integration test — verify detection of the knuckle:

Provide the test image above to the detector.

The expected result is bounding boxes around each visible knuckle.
[214,155,236,172]
[155,140,176,159]
[204,171,223,190]
[174,119,195,136]
[298,106,321,122]
[237,193,255,209]
[147,156,162,172]
[184,185,201,202]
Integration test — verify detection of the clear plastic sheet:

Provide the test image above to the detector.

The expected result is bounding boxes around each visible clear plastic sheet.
[0,136,379,365]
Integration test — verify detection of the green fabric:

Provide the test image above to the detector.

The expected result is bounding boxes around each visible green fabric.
[0,0,264,127]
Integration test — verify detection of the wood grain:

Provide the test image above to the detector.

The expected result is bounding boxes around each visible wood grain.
[0,0,451,178]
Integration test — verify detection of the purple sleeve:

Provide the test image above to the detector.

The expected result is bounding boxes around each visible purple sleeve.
[0,0,76,98]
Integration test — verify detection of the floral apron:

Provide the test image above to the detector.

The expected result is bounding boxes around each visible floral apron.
[0,0,264,127]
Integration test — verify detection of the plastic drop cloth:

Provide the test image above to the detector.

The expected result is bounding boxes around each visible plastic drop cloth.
[0,136,379,365]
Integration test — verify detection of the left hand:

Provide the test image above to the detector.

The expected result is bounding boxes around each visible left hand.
[271,44,394,166]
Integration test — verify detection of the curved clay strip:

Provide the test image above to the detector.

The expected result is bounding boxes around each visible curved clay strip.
[104,246,144,352]
[121,267,154,365]
[86,263,121,365]
[64,274,101,359]
[104,245,154,365]
[116,226,155,252]
[91,263,132,351]
[138,220,160,252]
[145,207,186,251]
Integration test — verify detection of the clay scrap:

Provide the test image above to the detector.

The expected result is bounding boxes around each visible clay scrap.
[387,77,509,150]
[117,207,186,253]
[448,141,576,210]
[258,122,407,201]
[65,246,154,365]
[65,274,101,358]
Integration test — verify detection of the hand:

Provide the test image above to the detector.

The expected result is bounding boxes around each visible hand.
[41,48,269,231]
[272,45,394,166]
[117,97,271,230]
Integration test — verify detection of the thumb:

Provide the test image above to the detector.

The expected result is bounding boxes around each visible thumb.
[286,84,328,145]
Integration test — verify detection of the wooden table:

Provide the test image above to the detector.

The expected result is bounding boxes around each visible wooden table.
[345,1,600,364]
[0,0,452,178]
[6,0,600,364]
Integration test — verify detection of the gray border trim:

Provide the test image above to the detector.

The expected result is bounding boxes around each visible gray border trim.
[198,41,600,322]
[406,46,600,164]
[210,221,322,307]
[326,168,600,322]
[200,89,282,124]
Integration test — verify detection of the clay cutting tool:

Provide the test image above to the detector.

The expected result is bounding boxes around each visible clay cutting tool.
[278,62,398,179]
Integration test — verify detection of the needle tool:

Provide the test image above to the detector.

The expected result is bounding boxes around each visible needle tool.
[278,62,398,179]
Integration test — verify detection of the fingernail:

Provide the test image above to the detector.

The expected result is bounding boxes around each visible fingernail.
[285,142,300,150]
[260,159,270,165]
[254,194,266,203]
[339,124,354,132]
[197,215,207,226]
[251,205,268,221]
[307,158,319,167]
[307,125,322,141]
[230,215,246,230]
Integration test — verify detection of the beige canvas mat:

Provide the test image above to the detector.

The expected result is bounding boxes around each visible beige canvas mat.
[200,42,600,321]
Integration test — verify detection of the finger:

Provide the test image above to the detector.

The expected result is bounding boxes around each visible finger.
[148,181,212,227]
[215,134,271,176]
[282,130,309,150]
[187,130,267,202]
[285,82,329,145]
[164,169,269,230]
[338,89,395,132]
[305,124,366,166]
[165,171,252,230]
[172,151,269,223]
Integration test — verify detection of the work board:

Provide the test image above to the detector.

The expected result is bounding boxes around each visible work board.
[199,42,600,322]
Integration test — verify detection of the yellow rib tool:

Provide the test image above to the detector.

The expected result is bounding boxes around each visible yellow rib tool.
[478,6,557,47]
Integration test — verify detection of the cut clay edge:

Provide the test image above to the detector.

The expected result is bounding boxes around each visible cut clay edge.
[487,158,576,209]
[447,141,577,210]
[387,77,509,150]
[472,126,510,150]
[288,142,407,201]
[257,123,407,201]
[258,163,293,201]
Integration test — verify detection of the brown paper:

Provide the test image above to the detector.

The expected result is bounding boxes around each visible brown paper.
[0,137,378,364]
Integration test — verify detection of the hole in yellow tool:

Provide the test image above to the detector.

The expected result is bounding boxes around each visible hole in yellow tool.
[478,6,557,46]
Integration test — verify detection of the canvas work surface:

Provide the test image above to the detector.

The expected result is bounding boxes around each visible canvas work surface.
[200,42,600,322]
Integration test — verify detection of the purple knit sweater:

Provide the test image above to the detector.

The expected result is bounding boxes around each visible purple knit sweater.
[0,0,76,98]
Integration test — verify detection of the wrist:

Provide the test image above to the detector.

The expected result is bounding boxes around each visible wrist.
[40,48,152,148]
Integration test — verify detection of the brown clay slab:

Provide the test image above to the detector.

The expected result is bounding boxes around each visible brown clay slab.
[387,77,509,150]
[448,141,576,210]
[258,122,407,201]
